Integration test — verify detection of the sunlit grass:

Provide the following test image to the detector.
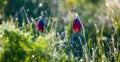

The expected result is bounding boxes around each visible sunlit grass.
[0,0,120,62]
[0,14,119,62]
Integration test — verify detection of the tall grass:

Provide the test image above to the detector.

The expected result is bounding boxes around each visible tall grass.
[0,13,119,62]
[0,0,120,62]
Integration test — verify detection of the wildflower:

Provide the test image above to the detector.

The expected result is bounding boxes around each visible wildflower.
[73,18,81,33]
[36,19,44,32]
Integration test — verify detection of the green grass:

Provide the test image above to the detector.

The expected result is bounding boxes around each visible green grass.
[0,14,119,62]
[0,0,120,62]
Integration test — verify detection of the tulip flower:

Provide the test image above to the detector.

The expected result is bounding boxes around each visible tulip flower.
[36,19,44,32]
[73,18,82,33]
[67,16,90,60]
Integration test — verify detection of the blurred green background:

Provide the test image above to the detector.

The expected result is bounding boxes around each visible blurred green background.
[0,0,120,62]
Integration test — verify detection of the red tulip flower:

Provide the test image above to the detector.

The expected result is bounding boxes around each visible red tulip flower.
[36,19,44,32]
[73,18,81,33]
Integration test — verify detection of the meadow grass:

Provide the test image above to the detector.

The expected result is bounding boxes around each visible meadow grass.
[0,14,119,62]
[0,0,120,62]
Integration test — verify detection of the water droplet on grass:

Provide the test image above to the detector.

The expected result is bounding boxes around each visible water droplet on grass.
[39,3,43,7]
